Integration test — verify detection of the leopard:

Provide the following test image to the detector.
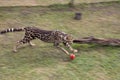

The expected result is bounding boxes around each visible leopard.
[0,27,78,55]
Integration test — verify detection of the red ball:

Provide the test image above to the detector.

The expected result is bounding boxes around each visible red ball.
[70,54,75,60]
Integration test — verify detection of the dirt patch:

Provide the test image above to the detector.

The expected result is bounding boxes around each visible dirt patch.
[0,0,38,6]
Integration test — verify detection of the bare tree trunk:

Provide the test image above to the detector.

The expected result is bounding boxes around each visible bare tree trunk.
[73,36,120,46]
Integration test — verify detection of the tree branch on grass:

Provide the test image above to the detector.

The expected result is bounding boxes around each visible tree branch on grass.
[73,36,120,46]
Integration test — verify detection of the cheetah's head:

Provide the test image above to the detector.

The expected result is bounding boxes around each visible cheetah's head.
[64,34,74,44]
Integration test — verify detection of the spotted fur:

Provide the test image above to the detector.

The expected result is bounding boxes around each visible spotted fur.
[0,27,78,55]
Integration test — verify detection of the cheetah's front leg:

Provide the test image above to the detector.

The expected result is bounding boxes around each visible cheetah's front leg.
[54,42,70,55]
[57,46,70,55]
[29,42,36,46]
[66,43,78,53]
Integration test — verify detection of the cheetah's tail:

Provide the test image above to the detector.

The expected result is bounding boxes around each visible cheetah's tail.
[0,28,24,34]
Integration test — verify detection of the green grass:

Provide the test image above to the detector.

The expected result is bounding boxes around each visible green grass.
[0,2,120,80]
[0,0,119,6]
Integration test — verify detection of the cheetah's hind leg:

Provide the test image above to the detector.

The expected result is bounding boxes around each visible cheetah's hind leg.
[13,37,32,52]
[13,41,23,53]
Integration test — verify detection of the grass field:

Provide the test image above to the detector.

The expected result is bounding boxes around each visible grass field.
[0,0,119,6]
[0,1,120,80]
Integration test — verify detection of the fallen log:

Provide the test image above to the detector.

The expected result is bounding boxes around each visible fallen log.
[73,36,120,46]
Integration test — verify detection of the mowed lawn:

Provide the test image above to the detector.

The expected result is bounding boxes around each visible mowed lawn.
[0,1,120,80]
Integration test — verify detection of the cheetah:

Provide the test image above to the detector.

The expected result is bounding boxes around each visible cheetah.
[0,27,78,55]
